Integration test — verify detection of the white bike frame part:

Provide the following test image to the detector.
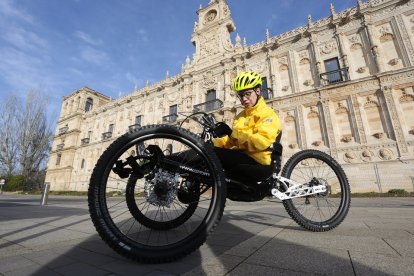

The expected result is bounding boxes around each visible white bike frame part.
[271,175,327,200]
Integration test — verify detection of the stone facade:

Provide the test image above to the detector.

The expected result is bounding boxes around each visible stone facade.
[46,0,414,193]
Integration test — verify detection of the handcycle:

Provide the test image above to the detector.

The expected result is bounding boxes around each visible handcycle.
[88,111,351,263]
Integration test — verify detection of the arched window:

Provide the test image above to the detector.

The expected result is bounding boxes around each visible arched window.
[81,159,85,169]
[85,97,93,112]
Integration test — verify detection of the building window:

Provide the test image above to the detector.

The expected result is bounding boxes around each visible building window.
[108,124,114,133]
[162,105,178,123]
[85,97,93,112]
[324,58,342,83]
[206,89,216,112]
[81,159,85,169]
[261,77,269,99]
[135,115,142,126]
[88,130,92,139]
[56,153,61,166]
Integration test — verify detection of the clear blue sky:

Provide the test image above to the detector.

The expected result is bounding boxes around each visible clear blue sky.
[0,0,356,125]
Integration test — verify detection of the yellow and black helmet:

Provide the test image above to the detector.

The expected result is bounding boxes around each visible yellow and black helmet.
[232,71,262,92]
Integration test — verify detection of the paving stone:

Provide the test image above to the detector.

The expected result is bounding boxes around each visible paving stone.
[23,248,77,269]
[183,254,244,276]
[228,262,319,276]
[54,262,111,276]
[275,229,399,256]
[384,238,414,257]
[0,255,37,274]
[99,259,152,275]
[244,242,354,275]
[350,251,414,276]
[3,263,60,276]
[62,247,119,266]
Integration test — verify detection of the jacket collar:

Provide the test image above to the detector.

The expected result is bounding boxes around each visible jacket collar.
[245,97,266,115]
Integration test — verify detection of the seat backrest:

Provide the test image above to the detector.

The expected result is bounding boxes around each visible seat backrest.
[270,131,283,174]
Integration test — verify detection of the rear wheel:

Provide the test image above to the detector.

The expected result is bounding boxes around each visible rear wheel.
[281,150,350,231]
[88,125,226,263]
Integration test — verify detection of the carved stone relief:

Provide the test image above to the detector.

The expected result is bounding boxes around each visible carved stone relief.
[378,148,393,160]
[361,149,374,162]
[202,71,217,89]
[344,151,357,163]
[204,9,217,24]
[319,41,338,55]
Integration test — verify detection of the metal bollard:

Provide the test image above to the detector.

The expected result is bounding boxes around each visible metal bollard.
[41,182,50,205]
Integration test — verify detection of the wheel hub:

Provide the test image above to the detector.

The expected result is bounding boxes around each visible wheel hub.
[145,168,179,208]
[310,177,330,197]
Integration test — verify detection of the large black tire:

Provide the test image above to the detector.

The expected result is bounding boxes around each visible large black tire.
[88,125,227,263]
[281,150,350,231]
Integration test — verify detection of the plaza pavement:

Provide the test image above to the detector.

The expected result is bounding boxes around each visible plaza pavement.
[0,193,413,276]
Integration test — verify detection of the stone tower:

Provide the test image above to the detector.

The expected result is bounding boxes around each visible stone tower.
[191,0,236,65]
[45,87,111,190]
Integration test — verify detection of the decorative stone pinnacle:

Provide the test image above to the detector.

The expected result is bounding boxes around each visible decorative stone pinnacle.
[166,70,170,79]
[235,33,242,48]
[266,28,270,41]
[308,14,312,25]
[330,3,336,15]
[243,37,247,48]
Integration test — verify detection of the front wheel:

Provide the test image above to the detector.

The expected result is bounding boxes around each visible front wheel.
[88,125,227,263]
[281,150,350,232]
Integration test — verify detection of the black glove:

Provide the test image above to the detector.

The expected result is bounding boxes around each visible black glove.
[213,122,232,138]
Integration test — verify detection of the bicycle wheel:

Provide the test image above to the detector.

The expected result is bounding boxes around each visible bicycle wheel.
[88,125,226,263]
[281,149,350,231]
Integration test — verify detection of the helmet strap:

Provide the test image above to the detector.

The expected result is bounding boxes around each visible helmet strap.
[253,87,261,106]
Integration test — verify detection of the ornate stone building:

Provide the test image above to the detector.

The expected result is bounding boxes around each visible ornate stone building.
[46,0,414,193]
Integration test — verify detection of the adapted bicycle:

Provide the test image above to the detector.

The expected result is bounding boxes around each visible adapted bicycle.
[88,111,351,263]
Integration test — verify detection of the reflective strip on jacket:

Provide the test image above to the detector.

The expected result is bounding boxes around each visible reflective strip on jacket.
[213,97,281,165]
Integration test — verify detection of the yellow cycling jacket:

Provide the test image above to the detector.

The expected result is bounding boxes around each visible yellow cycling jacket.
[213,97,281,165]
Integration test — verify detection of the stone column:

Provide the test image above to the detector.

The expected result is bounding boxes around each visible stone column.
[320,96,338,159]
[395,14,414,66]
[350,94,367,144]
[335,30,349,68]
[309,33,322,87]
[288,50,299,94]
[364,22,384,73]
[381,85,409,157]
[296,105,308,149]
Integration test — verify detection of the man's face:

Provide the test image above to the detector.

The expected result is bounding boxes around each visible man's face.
[237,88,260,108]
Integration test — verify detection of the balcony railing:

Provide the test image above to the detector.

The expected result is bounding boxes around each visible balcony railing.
[128,124,141,132]
[81,138,90,146]
[162,113,178,123]
[56,143,64,150]
[58,126,69,135]
[102,132,112,141]
[193,99,223,113]
[320,67,350,86]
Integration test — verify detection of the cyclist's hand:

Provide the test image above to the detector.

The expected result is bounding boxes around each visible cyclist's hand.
[213,122,232,138]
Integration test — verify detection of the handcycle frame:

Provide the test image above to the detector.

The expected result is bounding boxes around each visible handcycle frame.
[178,111,328,201]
